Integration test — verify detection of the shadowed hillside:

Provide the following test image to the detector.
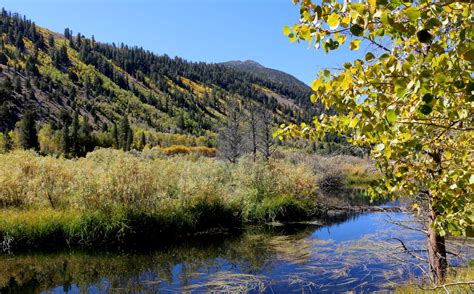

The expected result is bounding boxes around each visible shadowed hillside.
[0,9,318,138]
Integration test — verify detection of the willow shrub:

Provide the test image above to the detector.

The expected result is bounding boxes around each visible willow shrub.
[0,149,318,250]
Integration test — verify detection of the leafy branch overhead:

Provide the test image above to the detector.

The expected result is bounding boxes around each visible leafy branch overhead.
[278,0,473,238]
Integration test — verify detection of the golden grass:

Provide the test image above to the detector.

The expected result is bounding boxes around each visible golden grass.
[396,266,474,293]
[0,149,322,250]
[162,145,216,157]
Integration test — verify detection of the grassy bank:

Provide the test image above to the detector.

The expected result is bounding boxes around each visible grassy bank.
[396,266,474,293]
[0,149,376,251]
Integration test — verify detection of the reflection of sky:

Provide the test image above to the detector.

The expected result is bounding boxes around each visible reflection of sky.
[312,212,422,243]
[31,212,471,293]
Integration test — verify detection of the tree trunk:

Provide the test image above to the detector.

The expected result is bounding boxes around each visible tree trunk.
[427,200,447,283]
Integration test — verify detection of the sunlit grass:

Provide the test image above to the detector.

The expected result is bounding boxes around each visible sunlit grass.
[396,266,474,293]
[0,149,324,250]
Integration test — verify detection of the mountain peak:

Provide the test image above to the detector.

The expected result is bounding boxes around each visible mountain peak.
[223,60,265,69]
[221,60,310,93]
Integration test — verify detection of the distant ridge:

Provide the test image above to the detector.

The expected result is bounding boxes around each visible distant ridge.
[221,60,311,94]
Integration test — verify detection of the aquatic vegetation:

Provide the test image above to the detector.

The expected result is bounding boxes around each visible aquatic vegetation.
[2,212,466,293]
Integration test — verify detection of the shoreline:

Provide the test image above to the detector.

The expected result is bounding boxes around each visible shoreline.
[0,204,402,254]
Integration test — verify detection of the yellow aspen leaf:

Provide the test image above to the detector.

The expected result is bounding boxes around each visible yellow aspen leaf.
[283,26,291,36]
[341,16,351,28]
[349,39,361,50]
[303,10,311,21]
[337,34,347,45]
[327,13,340,30]
[349,117,359,128]
[300,25,311,40]
[311,79,321,91]
[368,0,376,14]
[340,71,352,90]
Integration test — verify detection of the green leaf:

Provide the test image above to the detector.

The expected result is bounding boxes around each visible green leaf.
[380,11,390,27]
[461,49,474,62]
[422,93,434,103]
[386,110,397,123]
[404,7,420,22]
[395,80,407,97]
[289,33,296,42]
[418,104,432,115]
[350,24,364,36]
[417,30,432,43]
[365,52,375,62]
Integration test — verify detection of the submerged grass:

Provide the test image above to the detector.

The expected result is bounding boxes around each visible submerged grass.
[0,149,348,251]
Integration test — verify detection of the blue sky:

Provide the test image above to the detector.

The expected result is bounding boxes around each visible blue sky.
[2,0,361,85]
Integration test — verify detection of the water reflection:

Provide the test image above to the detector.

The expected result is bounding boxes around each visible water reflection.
[1,211,471,293]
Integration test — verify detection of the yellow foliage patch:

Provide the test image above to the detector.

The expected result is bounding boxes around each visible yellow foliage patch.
[162,145,216,157]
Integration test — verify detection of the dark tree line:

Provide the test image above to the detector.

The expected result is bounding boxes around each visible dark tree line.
[2,107,142,157]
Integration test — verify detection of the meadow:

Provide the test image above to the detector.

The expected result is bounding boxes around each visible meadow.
[0,148,376,251]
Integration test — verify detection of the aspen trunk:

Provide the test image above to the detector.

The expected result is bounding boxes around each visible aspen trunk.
[427,201,447,282]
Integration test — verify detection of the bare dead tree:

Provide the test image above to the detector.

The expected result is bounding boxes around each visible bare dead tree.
[248,103,259,162]
[217,100,246,163]
[257,108,276,161]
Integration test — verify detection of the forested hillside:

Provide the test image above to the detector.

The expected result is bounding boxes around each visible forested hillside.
[222,60,311,98]
[0,9,317,150]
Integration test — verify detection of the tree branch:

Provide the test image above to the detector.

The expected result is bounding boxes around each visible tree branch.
[362,36,390,52]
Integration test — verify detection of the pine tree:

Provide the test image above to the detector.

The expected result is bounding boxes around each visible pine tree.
[15,32,24,50]
[18,111,39,150]
[71,111,79,156]
[1,77,13,93]
[60,123,70,155]
[80,117,92,154]
[25,56,39,76]
[64,28,71,40]
[126,128,133,151]
[140,132,146,150]
[47,34,55,48]
[111,122,119,149]
[59,111,71,155]
[13,76,22,93]
[119,115,131,151]
[0,52,7,65]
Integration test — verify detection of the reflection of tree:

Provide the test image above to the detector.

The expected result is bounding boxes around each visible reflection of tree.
[1,213,411,293]
[322,187,388,207]
[0,229,277,293]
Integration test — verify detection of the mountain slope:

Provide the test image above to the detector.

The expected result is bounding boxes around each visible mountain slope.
[221,60,311,98]
[0,9,316,140]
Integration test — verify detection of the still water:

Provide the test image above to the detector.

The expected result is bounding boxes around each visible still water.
[0,211,470,293]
